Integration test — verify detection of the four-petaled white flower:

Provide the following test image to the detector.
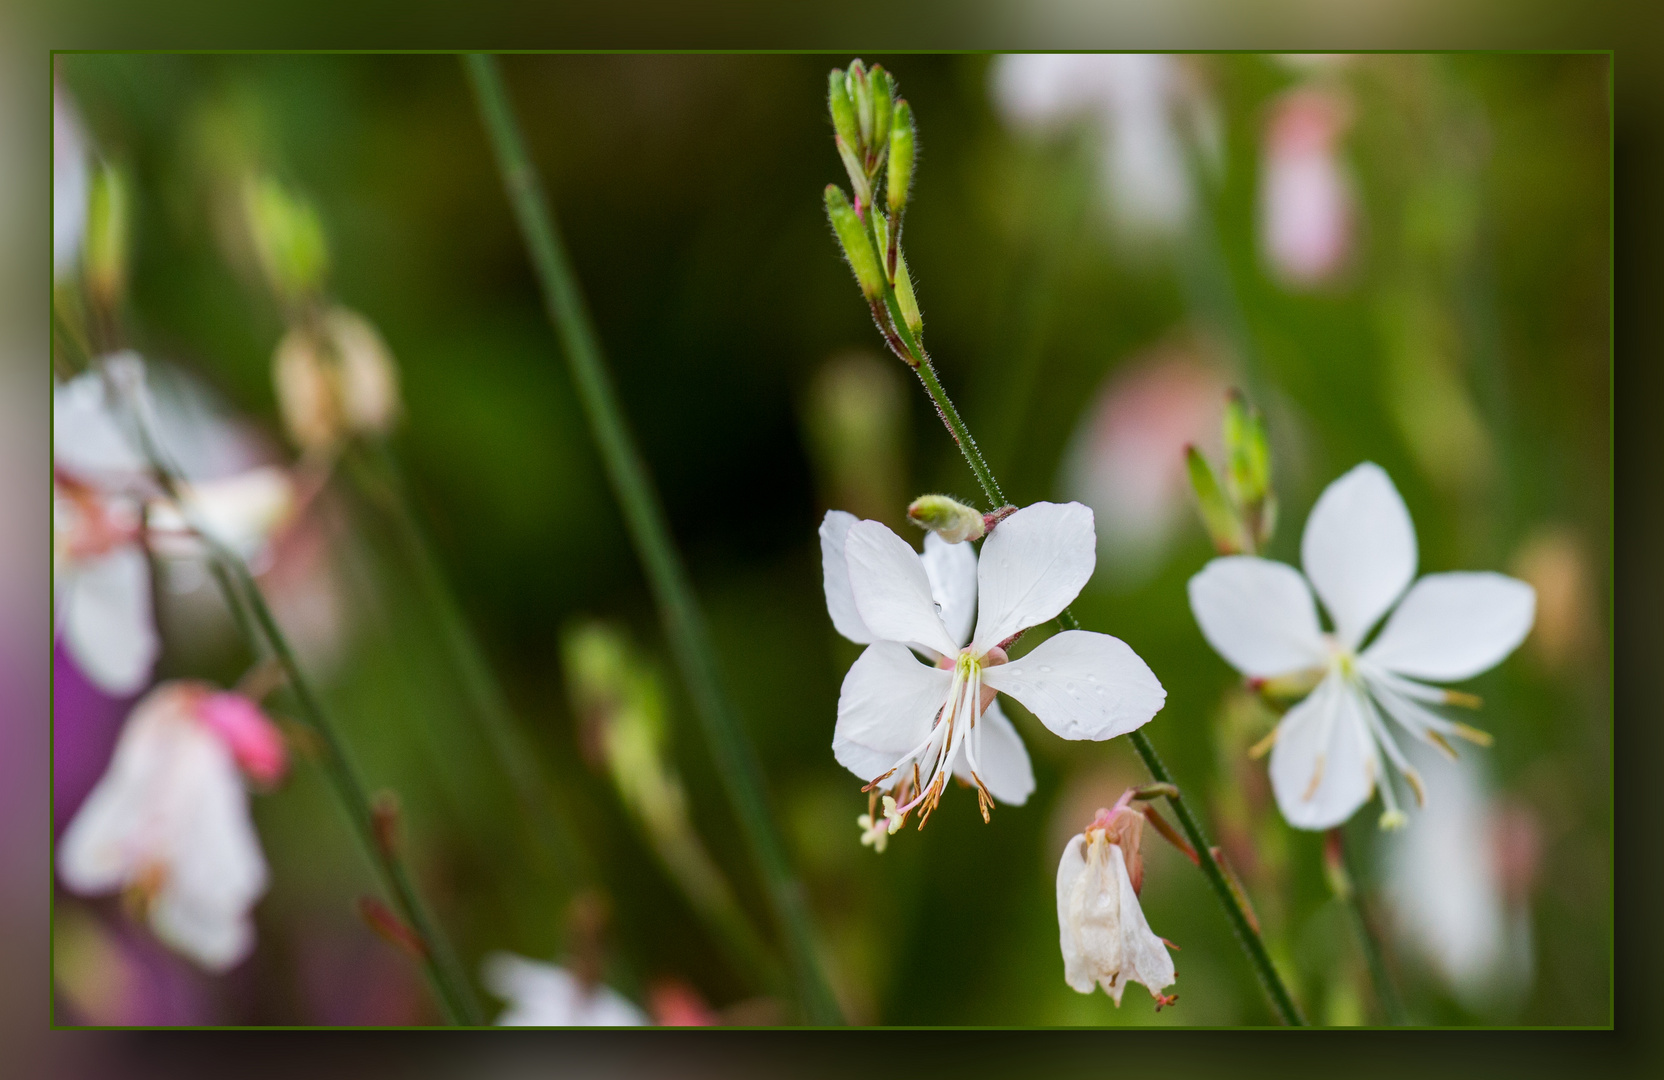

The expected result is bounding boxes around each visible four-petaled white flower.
[1057,798,1177,1006]
[54,358,293,695]
[57,681,288,971]
[483,953,647,1027]
[1188,462,1536,831]
[822,501,1166,834]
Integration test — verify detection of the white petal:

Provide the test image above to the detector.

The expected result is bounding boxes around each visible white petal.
[845,520,959,657]
[1361,572,1536,682]
[1111,843,1176,1003]
[951,700,1036,806]
[1268,673,1378,830]
[150,891,257,973]
[921,532,978,649]
[1301,462,1417,647]
[983,630,1165,742]
[819,511,876,645]
[63,544,158,696]
[1055,832,1099,995]
[833,643,953,784]
[54,370,146,482]
[1187,556,1328,678]
[970,501,1097,653]
[484,953,646,1026]
[150,467,294,564]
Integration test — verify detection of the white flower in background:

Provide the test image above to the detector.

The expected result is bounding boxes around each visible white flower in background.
[1260,86,1354,287]
[1384,744,1536,1013]
[55,82,90,280]
[1057,800,1177,1006]
[483,953,647,1027]
[57,681,288,970]
[54,358,294,694]
[1188,463,1535,830]
[991,53,1216,241]
[1063,347,1230,587]
[822,502,1165,833]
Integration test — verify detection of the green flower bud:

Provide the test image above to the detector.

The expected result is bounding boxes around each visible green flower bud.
[1186,445,1248,555]
[825,184,884,300]
[847,59,873,148]
[828,68,859,151]
[893,246,923,339]
[887,100,915,218]
[907,494,984,544]
[244,174,329,308]
[84,164,131,314]
[1222,390,1276,549]
[868,66,894,159]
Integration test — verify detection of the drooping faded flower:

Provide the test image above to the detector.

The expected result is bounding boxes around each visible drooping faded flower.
[1188,462,1536,830]
[53,358,293,694]
[822,501,1165,834]
[1057,800,1177,1006]
[482,952,647,1027]
[56,681,287,970]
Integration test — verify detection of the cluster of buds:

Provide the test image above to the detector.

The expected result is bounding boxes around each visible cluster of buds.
[823,61,924,359]
[1185,390,1277,555]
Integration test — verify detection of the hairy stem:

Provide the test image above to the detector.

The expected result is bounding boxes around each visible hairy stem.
[465,53,843,1025]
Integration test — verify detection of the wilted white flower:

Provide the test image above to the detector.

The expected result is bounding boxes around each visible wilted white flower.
[822,502,1165,833]
[1384,745,1536,1013]
[1057,799,1177,1006]
[53,359,294,694]
[482,952,647,1027]
[57,681,287,970]
[991,53,1215,241]
[1260,86,1354,287]
[1188,462,1536,830]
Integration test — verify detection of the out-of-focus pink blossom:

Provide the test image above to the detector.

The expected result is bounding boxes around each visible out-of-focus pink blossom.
[1063,347,1231,586]
[648,978,720,1026]
[198,691,288,786]
[1260,87,1354,288]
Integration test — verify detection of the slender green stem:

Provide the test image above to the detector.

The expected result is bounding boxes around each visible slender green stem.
[344,441,594,891]
[465,53,843,1025]
[869,264,1307,1027]
[105,365,482,1025]
[1338,826,1410,1026]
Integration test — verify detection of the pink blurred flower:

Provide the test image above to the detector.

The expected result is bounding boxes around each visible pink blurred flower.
[648,978,720,1026]
[1259,87,1354,287]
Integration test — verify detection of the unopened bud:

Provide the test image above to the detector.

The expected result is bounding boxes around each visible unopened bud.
[868,66,894,157]
[244,174,329,308]
[1185,446,1249,554]
[907,494,985,543]
[887,100,915,217]
[828,68,859,151]
[357,895,426,959]
[825,185,884,300]
[847,60,873,147]
[272,306,401,451]
[894,246,923,339]
[84,163,131,314]
[1223,390,1276,547]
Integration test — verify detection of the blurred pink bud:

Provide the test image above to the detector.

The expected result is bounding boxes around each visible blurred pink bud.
[648,978,720,1027]
[199,691,288,785]
[1260,87,1354,287]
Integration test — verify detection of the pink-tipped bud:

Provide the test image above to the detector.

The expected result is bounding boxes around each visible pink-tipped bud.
[199,691,289,785]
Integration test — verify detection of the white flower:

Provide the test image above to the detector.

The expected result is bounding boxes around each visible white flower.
[822,502,1165,831]
[53,359,294,694]
[1057,804,1177,1006]
[1260,86,1353,287]
[1188,462,1536,831]
[991,53,1215,241]
[482,953,647,1026]
[55,83,90,280]
[1384,745,1535,1012]
[56,681,279,971]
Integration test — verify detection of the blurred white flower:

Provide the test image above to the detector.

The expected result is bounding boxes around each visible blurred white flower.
[56,681,283,971]
[1057,800,1176,1006]
[53,358,294,694]
[54,83,90,280]
[1260,86,1354,287]
[482,952,646,1026]
[1384,746,1536,1013]
[822,502,1164,831]
[1188,463,1535,831]
[1063,346,1230,586]
[991,53,1215,241]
